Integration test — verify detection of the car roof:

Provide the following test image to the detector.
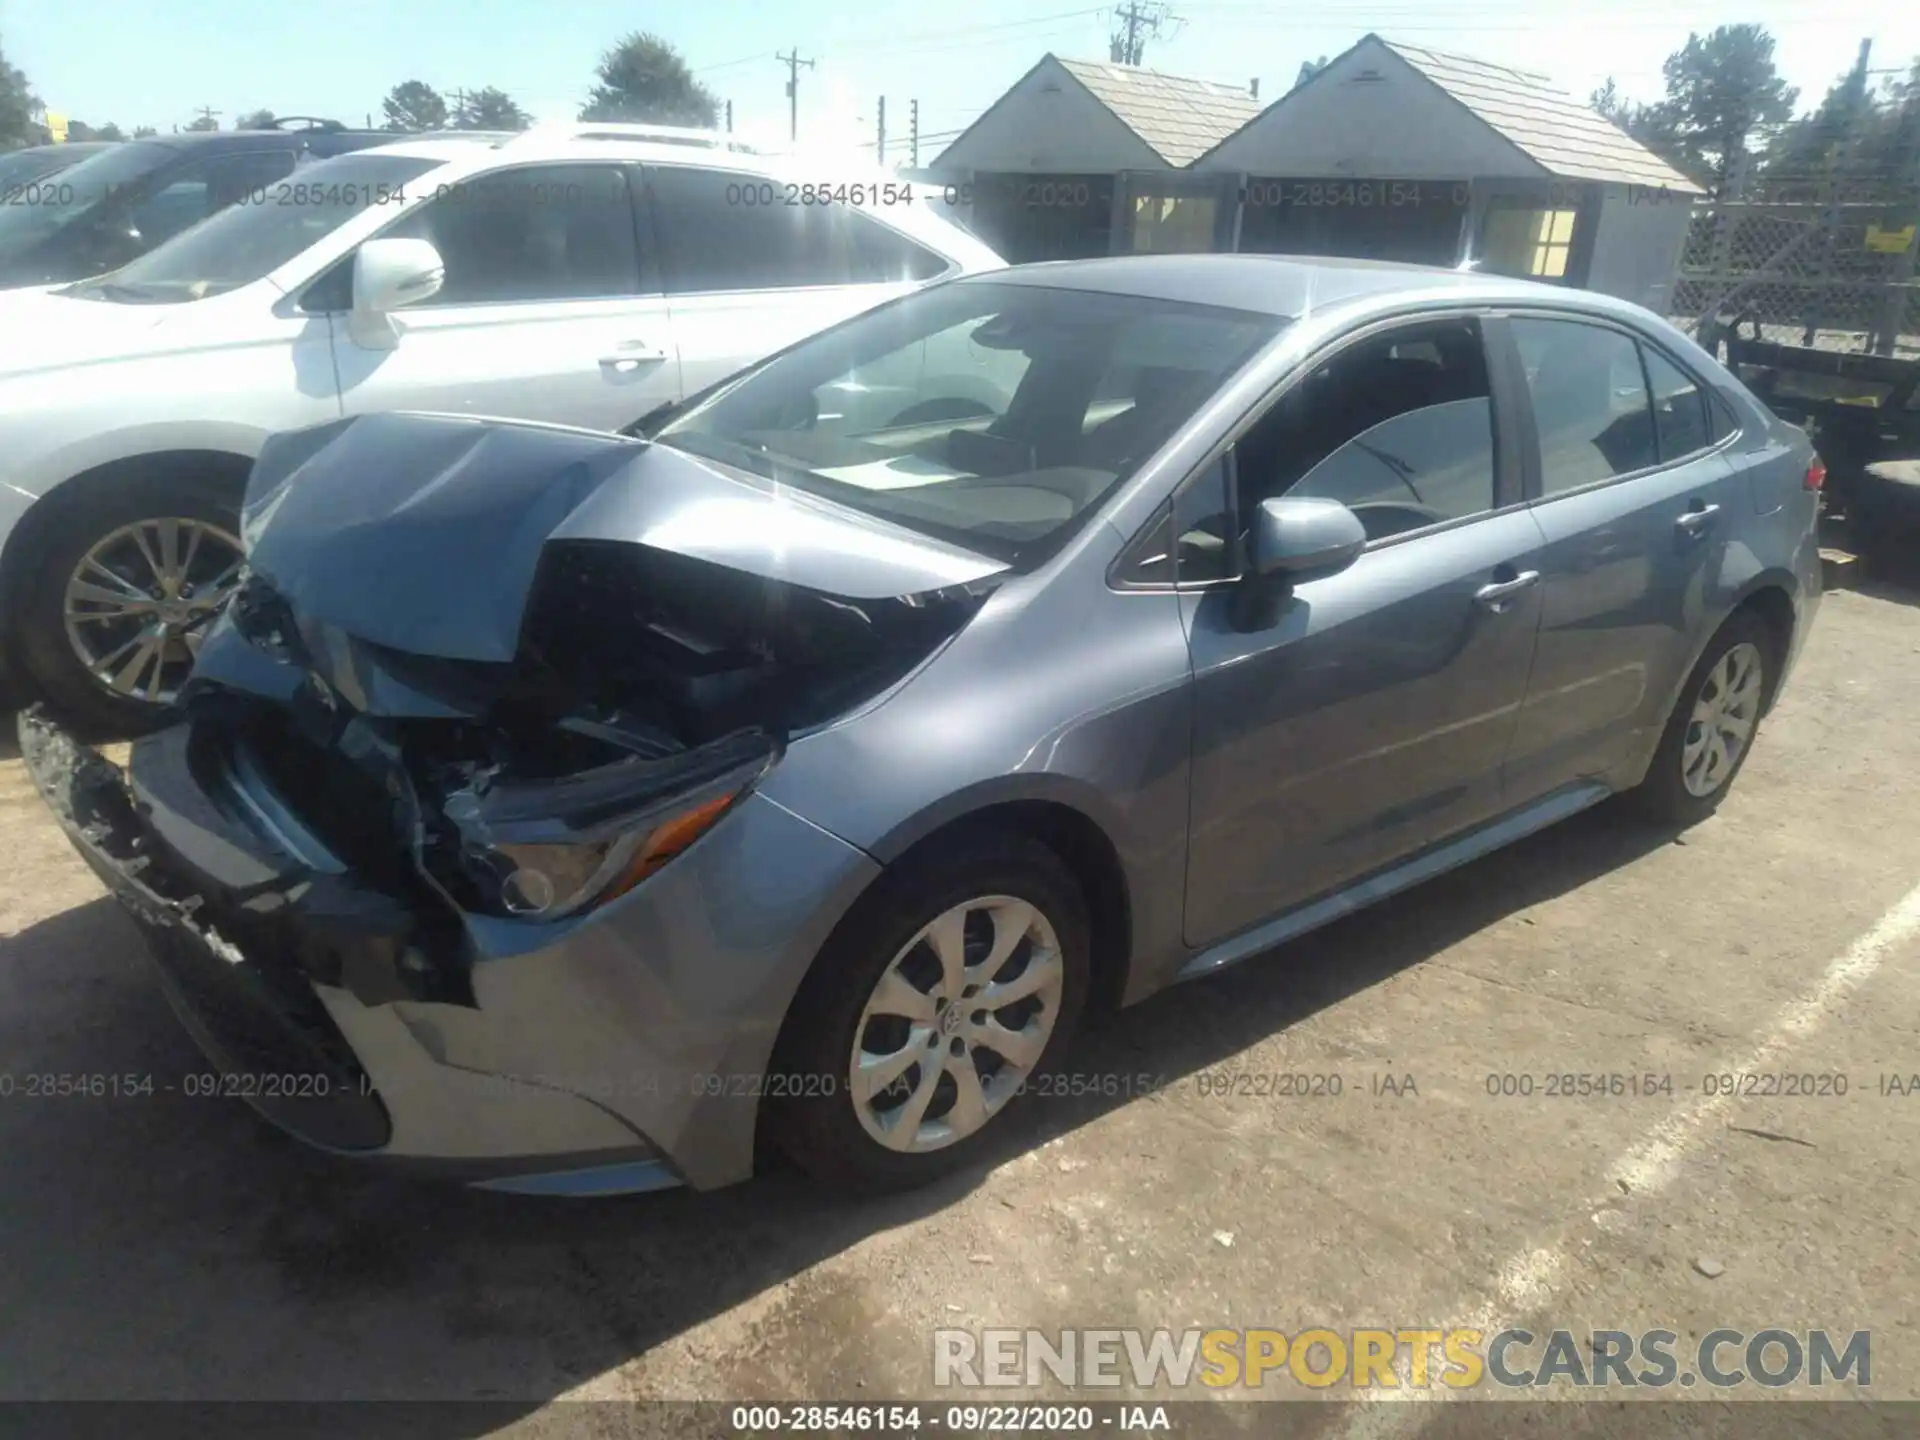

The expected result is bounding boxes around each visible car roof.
[974,253,1581,319]
[8,141,114,160]
[130,127,398,155]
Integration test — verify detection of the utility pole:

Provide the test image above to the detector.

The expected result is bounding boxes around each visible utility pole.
[1108,2,1175,66]
[909,99,919,167]
[877,96,886,164]
[777,50,815,142]
[195,105,220,130]
[449,88,469,127]
[725,99,733,133]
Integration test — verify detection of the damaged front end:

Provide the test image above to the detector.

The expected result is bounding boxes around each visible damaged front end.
[25,411,1001,1156]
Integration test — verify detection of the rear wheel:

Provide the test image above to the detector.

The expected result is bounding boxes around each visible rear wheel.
[1628,612,1772,826]
[771,829,1091,1193]
[13,468,246,738]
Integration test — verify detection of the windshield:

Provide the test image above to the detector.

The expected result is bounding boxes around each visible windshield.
[0,140,176,263]
[64,152,443,304]
[657,280,1283,565]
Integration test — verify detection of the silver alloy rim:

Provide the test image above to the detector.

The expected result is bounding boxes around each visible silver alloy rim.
[1682,640,1763,798]
[63,517,245,704]
[849,895,1065,1154]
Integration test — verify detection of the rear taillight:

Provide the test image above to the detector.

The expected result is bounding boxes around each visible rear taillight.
[1805,456,1827,491]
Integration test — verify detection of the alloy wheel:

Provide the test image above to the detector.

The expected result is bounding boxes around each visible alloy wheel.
[1681,641,1763,798]
[63,516,246,705]
[848,895,1065,1154]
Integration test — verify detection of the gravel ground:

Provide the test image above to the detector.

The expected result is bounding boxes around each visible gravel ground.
[0,583,1915,1437]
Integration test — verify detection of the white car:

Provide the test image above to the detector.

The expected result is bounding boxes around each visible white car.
[0,123,1003,733]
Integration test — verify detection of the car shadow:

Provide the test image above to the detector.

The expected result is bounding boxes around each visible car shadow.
[0,801,1675,1425]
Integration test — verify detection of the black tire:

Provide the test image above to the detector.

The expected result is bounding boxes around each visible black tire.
[1627,611,1774,827]
[10,466,243,740]
[769,827,1092,1193]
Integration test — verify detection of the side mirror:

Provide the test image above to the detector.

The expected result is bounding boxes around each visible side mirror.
[1249,496,1367,581]
[348,238,444,350]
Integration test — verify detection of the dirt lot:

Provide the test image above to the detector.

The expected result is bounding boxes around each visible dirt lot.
[0,581,1916,1435]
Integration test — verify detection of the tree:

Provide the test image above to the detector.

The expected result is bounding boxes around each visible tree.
[457,86,530,131]
[0,36,38,150]
[1590,77,1687,178]
[234,108,277,130]
[184,113,219,132]
[1656,25,1797,195]
[132,125,157,139]
[579,32,717,126]
[1760,52,1920,204]
[93,121,125,141]
[381,80,446,132]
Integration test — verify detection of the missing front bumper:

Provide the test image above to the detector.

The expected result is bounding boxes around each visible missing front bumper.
[19,708,394,1152]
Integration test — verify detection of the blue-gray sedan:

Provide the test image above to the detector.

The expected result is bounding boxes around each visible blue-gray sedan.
[23,255,1823,1195]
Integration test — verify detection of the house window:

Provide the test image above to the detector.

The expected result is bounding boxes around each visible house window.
[1481,205,1577,280]
[1130,194,1216,254]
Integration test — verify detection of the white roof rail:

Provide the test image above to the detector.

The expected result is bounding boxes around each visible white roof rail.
[506,120,785,156]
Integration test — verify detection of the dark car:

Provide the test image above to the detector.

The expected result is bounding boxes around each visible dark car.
[0,141,117,199]
[0,120,400,291]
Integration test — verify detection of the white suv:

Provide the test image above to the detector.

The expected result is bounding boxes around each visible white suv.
[0,123,1002,733]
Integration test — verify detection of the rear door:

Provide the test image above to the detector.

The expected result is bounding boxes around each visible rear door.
[1498,313,1742,799]
[642,163,951,399]
[330,161,683,431]
[1181,312,1548,949]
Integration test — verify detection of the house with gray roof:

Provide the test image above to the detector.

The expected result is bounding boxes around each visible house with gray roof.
[931,35,1701,311]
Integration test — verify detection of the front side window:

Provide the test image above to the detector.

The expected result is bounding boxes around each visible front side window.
[646,165,945,294]
[656,280,1283,566]
[1512,318,1657,494]
[63,152,441,304]
[1235,319,1498,543]
[383,163,641,305]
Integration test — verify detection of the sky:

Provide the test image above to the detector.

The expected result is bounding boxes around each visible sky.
[5,0,1917,158]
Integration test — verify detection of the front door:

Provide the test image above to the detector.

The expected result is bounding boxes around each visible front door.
[1183,313,1546,948]
[331,162,682,432]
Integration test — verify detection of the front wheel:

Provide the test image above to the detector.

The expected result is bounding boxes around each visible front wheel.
[771,829,1092,1193]
[1628,612,1773,826]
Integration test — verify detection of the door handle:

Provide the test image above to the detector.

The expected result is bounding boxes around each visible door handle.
[1675,502,1721,536]
[1474,569,1540,613]
[599,343,668,372]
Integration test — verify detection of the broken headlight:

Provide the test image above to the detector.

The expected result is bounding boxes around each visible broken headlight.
[443,732,774,921]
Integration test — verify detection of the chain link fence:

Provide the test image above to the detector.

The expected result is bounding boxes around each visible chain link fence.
[1665,182,1919,357]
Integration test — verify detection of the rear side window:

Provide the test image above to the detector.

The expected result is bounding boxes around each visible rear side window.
[646,165,946,293]
[1642,345,1712,460]
[1512,317,1657,495]
[384,163,641,305]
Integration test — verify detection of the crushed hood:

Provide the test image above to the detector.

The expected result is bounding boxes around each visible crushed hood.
[242,411,1010,664]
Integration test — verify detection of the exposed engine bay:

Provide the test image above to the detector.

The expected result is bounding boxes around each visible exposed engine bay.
[149,410,1005,1007]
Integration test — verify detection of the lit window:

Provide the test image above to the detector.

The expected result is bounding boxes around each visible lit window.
[1480,204,1578,282]
[1529,209,1576,278]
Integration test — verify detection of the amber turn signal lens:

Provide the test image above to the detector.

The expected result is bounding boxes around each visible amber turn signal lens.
[599,791,740,905]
